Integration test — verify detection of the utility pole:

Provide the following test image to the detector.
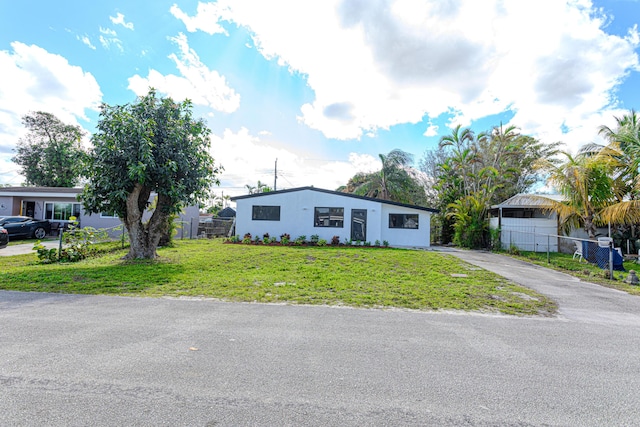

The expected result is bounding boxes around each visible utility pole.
[274,158,278,191]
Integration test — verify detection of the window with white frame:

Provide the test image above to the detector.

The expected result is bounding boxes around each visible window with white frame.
[314,207,344,227]
[389,213,419,229]
[44,202,82,221]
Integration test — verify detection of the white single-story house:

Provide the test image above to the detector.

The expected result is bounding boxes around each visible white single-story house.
[0,187,199,238]
[231,186,438,248]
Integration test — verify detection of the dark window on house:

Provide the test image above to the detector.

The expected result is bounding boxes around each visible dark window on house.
[502,209,534,218]
[389,214,419,229]
[252,205,280,221]
[314,207,344,227]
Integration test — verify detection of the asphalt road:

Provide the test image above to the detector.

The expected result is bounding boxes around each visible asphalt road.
[1,250,640,426]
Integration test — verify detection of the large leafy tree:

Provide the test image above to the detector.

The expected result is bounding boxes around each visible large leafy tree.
[340,149,427,205]
[12,111,86,187]
[81,90,221,259]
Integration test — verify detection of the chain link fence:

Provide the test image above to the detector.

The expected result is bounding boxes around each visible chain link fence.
[498,227,636,273]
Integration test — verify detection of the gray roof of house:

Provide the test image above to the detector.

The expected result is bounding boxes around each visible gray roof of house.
[231,186,439,213]
[217,207,236,218]
[0,186,82,194]
[491,193,564,209]
[0,186,83,198]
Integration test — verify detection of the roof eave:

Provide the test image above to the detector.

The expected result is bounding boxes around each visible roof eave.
[231,186,439,213]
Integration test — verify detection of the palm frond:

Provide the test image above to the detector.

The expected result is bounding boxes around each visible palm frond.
[600,200,640,225]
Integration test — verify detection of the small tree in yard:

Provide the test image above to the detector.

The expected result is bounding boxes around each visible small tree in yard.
[81,90,222,259]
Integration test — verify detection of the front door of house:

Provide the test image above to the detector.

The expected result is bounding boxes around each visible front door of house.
[351,209,367,242]
[21,201,35,217]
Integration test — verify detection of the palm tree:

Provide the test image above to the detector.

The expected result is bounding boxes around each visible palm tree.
[446,192,492,248]
[535,151,617,238]
[596,110,640,226]
[438,124,476,197]
[245,180,272,195]
[599,110,640,158]
[350,149,423,204]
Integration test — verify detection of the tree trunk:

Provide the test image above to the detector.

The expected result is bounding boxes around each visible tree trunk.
[122,184,170,259]
[584,214,597,239]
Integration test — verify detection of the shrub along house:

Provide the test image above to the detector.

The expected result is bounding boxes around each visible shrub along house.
[231,186,438,248]
[0,186,199,238]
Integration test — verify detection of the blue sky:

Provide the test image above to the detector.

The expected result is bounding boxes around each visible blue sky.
[1,0,639,199]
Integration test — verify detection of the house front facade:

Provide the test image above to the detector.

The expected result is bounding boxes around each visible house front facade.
[0,187,199,238]
[231,187,438,248]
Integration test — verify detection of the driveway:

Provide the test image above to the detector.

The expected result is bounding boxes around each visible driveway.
[1,250,640,426]
[446,248,640,326]
[0,240,59,256]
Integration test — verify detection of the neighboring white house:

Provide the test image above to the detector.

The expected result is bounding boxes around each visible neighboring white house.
[489,193,562,252]
[491,193,625,254]
[0,187,200,238]
[231,186,438,248]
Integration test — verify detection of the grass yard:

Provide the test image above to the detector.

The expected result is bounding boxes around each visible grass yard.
[509,250,640,296]
[0,239,556,316]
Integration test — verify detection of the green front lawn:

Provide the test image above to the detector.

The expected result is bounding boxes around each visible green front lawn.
[0,239,556,316]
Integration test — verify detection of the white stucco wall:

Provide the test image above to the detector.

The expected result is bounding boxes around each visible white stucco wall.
[380,204,431,248]
[0,196,15,216]
[234,189,432,247]
[490,217,559,252]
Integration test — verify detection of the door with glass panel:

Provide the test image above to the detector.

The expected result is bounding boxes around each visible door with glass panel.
[350,209,367,242]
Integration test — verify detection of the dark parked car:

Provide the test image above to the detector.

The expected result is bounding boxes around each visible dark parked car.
[0,216,51,240]
[0,226,8,249]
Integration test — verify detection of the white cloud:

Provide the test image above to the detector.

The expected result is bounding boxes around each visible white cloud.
[423,122,439,137]
[347,152,379,174]
[210,128,378,198]
[99,27,117,37]
[170,3,229,35]
[128,33,240,112]
[169,0,639,152]
[78,35,96,50]
[110,12,134,31]
[0,42,102,184]
[98,27,123,51]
